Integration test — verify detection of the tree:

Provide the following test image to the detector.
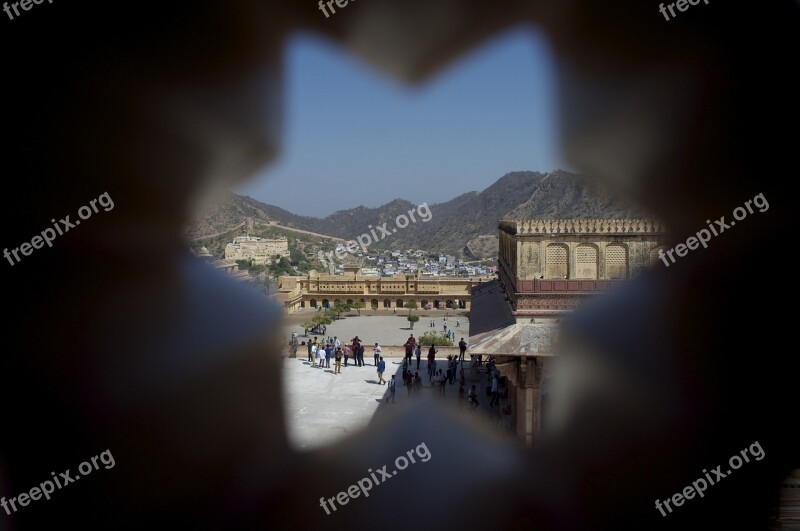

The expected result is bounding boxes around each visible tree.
[302,320,315,336]
[289,247,305,265]
[313,314,331,327]
[405,300,418,312]
[418,331,452,346]
[407,314,420,330]
[333,301,350,320]
[351,301,365,316]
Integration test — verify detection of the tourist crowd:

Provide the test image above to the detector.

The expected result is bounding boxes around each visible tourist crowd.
[298,330,502,411]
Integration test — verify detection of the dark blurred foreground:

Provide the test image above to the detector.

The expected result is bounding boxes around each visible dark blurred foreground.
[1,0,797,529]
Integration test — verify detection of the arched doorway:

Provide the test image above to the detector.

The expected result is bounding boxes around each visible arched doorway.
[322,299,329,308]
[396,299,404,308]
[310,298,317,308]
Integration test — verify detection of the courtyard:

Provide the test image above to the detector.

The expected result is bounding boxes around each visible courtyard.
[282,353,509,450]
[283,311,470,347]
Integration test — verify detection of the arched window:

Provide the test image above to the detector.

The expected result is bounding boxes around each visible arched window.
[546,244,569,278]
[576,244,598,279]
[605,244,629,279]
[649,247,665,267]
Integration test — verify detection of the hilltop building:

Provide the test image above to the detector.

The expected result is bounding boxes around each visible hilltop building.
[224,235,289,265]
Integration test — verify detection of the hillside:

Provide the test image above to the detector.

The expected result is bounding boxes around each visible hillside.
[187,170,647,257]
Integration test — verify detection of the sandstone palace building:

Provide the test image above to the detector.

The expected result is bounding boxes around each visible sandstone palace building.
[277,264,493,313]
[497,218,666,320]
[470,218,666,446]
[224,235,289,265]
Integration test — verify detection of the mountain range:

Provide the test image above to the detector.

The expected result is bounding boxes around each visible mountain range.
[187,170,647,257]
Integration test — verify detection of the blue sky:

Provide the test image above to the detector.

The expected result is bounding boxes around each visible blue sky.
[236,27,565,217]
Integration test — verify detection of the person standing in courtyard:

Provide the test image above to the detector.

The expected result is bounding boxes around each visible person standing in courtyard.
[316,343,325,368]
[334,347,342,374]
[404,370,413,397]
[489,373,500,407]
[436,370,446,397]
[468,385,479,409]
[324,343,332,369]
[333,336,341,350]
[377,356,386,385]
[427,344,437,364]
[458,337,467,362]
[427,344,437,381]
[357,341,365,367]
[351,336,361,367]
[307,336,316,363]
[446,355,454,386]
[373,342,381,366]
[387,375,397,403]
[456,319,460,327]
[343,344,351,367]
[414,344,421,370]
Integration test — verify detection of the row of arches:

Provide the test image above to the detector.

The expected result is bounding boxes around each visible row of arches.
[307,299,462,309]
[544,243,629,279]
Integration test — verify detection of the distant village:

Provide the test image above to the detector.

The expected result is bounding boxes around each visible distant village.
[321,243,496,277]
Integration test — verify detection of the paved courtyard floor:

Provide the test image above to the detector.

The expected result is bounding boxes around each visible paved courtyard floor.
[284,313,470,347]
[282,355,511,450]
